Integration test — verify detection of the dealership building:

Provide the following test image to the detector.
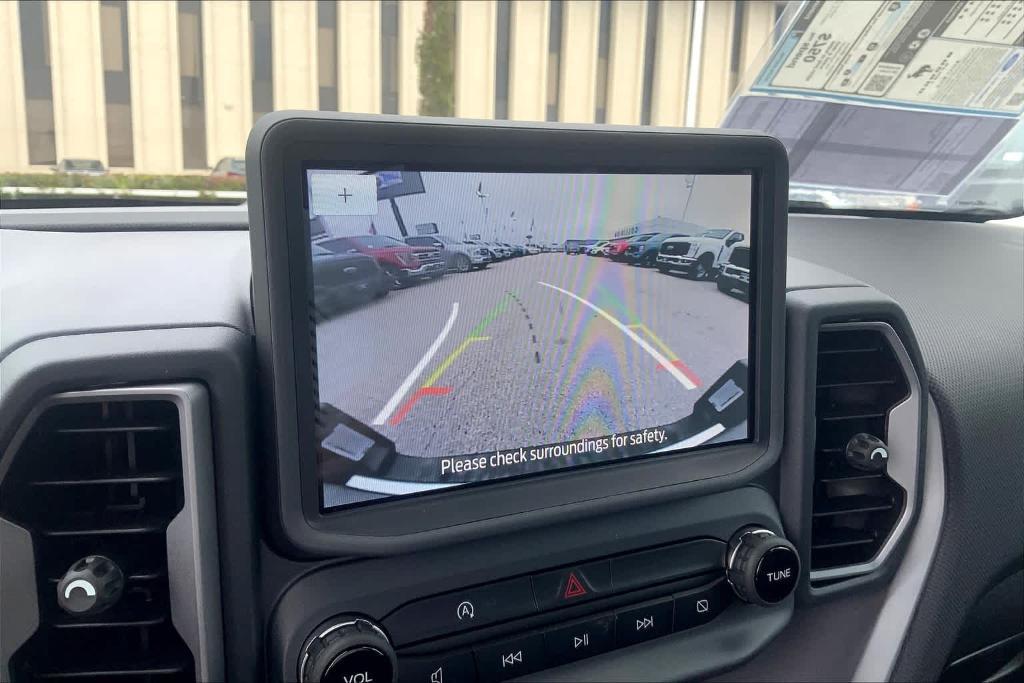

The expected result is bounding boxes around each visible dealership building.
[0,0,786,175]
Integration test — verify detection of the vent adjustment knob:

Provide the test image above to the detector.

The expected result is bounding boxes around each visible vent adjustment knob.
[845,433,889,472]
[726,527,800,606]
[56,555,125,616]
[300,617,396,683]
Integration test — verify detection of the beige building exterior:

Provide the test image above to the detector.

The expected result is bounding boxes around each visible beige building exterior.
[0,0,785,174]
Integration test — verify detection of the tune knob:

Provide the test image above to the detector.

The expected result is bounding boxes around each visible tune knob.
[56,555,124,616]
[299,617,397,683]
[726,527,800,606]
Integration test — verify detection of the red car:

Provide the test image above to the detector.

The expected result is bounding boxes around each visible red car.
[320,235,446,287]
[604,238,635,259]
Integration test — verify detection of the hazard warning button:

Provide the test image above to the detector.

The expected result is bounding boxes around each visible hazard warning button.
[531,561,611,610]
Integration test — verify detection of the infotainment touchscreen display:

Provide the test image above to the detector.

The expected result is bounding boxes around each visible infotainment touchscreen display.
[306,169,755,511]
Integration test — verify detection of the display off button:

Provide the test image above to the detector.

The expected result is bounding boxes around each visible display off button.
[543,615,614,664]
[674,581,729,631]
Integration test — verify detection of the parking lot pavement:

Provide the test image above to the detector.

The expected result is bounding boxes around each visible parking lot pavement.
[315,253,748,458]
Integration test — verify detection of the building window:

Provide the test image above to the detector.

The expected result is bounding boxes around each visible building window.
[178,0,207,169]
[381,0,400,114]
[640,0,660,125]
[18,0,56,165]
[494,0,512,119]
[251,0,273,120]
[100,0,133,167]
[594,0,612,123]
[318,0,338,111]
[546,0,563,122]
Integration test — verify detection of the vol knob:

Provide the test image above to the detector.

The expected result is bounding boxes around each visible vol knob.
[726,527,800,606]
[56,555,124,616]
[299,617,396,683]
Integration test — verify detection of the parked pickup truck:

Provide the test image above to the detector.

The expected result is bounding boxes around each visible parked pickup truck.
[320,234,446,287]
[311,245,391,317]
[406,234,492,272]
[656,228,745,279]
[716,241,750,300]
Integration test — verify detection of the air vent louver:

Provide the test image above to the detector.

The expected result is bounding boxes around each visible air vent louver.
[810,327,910,575]
[0,399,195,682]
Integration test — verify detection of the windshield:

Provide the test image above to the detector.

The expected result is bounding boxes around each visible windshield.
[3,0,1019,217]
[351,235,405,248]
[699,229,732,239]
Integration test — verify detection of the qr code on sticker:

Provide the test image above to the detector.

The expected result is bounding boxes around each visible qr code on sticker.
[862,72,896,95]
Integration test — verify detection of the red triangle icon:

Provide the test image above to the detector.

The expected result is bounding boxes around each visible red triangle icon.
[563,572,588,599]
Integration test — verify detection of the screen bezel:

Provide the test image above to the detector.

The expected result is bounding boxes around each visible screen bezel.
[248,113,788,556]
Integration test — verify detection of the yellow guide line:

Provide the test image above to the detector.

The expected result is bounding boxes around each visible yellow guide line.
[423,336,491,387]
[627,323,679,361]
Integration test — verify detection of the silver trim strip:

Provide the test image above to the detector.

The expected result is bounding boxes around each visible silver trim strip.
[0,385,224,681]
[810,322,923,582]
[853,397,945,682]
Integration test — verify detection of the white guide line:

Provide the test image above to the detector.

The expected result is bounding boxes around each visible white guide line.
[345,474,459,495]
[649,423,726,453]
[372,302,460,425]
[537,282,697,390]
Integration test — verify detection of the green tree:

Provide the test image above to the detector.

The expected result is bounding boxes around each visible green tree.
[417,0,456,116]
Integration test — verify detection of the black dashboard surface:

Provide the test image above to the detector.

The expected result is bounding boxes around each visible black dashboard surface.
[1,209,1021,681]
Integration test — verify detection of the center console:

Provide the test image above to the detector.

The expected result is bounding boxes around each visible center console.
[246,113,792,682]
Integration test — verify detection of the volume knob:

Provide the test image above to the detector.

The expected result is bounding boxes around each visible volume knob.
[299,617,396,683]
[726,527,800,606]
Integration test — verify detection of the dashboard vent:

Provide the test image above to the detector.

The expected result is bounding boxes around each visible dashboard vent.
[0,398,196,682]
[810,326,910,577]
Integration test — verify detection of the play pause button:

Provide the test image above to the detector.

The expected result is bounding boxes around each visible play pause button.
[543,615,614,664]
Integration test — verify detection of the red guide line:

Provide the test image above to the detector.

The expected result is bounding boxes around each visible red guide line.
[389,386,452,426]
[656,359,702,387]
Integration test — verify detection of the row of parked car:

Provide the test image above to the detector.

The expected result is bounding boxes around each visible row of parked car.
[311,232,542,317]
[565,229,750,300]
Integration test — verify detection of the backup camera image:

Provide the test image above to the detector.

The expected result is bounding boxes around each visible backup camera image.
[306,170,753,510]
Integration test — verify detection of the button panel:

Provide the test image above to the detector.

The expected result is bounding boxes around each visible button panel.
[389,538,735,679]
[397,579,732,681]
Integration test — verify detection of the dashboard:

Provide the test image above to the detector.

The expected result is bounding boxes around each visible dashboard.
[0,117,1021,683]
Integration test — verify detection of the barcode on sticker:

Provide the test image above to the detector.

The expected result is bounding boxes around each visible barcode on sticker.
[863,72,896,95]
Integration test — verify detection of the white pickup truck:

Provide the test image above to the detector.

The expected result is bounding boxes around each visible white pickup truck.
[656,228,746,280]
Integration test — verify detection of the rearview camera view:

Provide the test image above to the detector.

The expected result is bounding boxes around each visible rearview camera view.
[306,169,753,510]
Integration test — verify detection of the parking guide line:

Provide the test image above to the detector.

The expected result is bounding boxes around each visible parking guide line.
[538,282,697,390]
[628,323,702,387]
[389,386,453,426]
[424,336,490,387]
[373,302,460,425]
